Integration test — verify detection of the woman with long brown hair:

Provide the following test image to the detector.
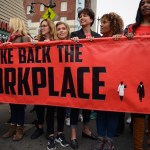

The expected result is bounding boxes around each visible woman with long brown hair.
[31,20,69,150]
[30,19,57,143]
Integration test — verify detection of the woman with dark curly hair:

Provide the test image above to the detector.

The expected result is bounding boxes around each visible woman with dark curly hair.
[91,12,124,150]
[100,12,124,37]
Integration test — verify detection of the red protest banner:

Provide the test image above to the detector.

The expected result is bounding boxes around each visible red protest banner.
[0,36,150,113]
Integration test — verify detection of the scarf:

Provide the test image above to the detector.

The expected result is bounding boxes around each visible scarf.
[7,33,22,42]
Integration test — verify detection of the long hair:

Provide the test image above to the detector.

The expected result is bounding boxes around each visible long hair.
[132,0,144,32]
[39,19,57,40]
[100,12,124,35]
[56,21,70,39]
[9,18,28,36]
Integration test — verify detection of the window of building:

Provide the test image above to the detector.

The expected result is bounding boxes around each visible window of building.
[60,17,67,22]
[78,0,82,4]
[61,2,67,11]
[27,6,31,14]
[40,4,44,11]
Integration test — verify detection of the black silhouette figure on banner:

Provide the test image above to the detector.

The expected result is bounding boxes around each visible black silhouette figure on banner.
[137,81,145,102]
[117,81,127,101]
[47,10,51,18]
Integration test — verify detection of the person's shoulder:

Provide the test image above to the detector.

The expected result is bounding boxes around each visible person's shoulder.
[124,23,135,33]
[71,29,82,36]
[70,30,81,38]
[70,31,75,38]
[91,31,100,37]
[92,31,100,35]
[22,35,31,42]
[70,31,76,36]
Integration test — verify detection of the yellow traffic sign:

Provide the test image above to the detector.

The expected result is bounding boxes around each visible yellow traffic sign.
[42,8,56,21]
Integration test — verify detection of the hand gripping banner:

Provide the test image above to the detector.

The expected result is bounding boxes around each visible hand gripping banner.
[0,36,150,113]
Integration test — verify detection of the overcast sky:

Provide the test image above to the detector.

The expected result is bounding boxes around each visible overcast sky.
[96,0,140,30]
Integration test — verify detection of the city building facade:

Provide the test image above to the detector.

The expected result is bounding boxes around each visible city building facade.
[23,0,97,37]
[0,0,27,42]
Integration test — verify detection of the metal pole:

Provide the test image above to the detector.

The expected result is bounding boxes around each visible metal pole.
[48,0,56,8]
[29,0,56,15]
[97,17,100,33]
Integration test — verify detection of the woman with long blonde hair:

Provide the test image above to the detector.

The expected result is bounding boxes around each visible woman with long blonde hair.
[2,17,31,141]
[45,21,70,150]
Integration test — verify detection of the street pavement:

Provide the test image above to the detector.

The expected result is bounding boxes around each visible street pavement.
[0,104,148,150]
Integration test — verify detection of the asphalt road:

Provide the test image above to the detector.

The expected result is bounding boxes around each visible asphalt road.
[0,104,148,150]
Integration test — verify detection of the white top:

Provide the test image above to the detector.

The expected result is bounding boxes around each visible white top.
[118,84,125,96]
